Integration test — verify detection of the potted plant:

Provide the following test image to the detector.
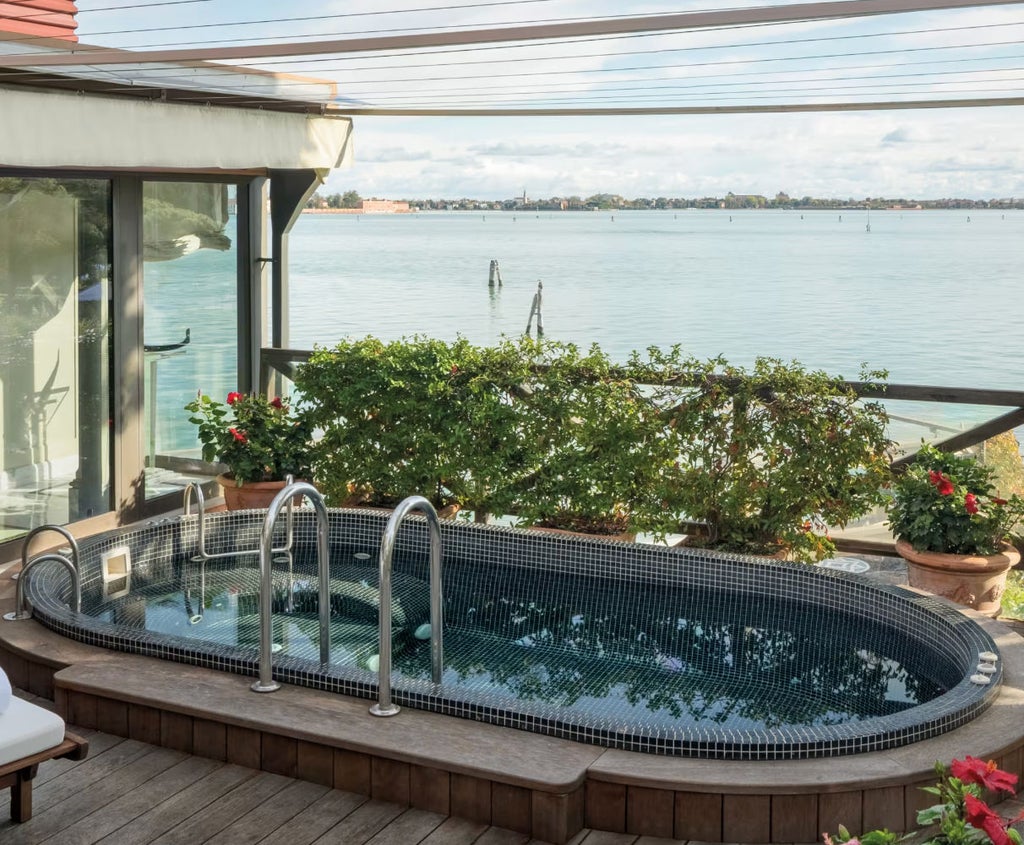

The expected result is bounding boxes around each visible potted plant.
[887,442,1024,616]
[184,390,313,509]
[825,756,1023,845]
[649,353,894,562]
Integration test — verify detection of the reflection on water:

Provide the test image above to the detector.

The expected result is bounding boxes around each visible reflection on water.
[85,550,948,732]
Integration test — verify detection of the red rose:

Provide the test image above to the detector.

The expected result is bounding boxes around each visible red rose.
[226,392,243,405]
[965,493,980,515]
[270,397,283,409]
[229,427,247,444]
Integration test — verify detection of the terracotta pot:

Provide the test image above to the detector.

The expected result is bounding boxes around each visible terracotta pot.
[216,474,307,511]
[895,537,1020,617]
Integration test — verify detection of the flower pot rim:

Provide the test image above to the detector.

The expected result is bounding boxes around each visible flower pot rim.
[894,537,1020,571]
[215,473,302,489]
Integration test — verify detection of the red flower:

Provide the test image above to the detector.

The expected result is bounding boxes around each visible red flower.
[951,756,1018,794]
[928,470,954,496]
[994,497,1008,506]
[450,365,459,375]
[270,397,283,409]
[229,427,247,444]
[965,493,980,515]
[226,392,243,405]
[964,794,1013,845]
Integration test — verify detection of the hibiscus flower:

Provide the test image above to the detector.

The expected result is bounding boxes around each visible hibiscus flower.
[927,469,955,496]
[965,493,980,515]
[964,794,1013,845]
[951,756,1018,794]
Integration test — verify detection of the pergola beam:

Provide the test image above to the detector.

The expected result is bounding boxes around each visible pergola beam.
[336,96,1024,116]
[2,0,1023,67]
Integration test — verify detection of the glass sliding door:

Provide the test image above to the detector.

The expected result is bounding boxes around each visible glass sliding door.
[0,177,112,537]
[142,181,238,499]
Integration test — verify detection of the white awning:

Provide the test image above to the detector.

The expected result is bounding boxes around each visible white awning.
[0,85,353,172]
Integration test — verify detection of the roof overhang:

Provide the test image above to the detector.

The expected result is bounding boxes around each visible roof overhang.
[0,83,353,172]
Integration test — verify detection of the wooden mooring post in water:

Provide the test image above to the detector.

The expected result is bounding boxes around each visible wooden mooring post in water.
[488,259,503,287]
[525,280,544,337]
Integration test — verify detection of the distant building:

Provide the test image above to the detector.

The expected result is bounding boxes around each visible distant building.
[359,199,411,213]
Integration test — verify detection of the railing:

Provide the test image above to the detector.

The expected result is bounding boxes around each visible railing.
[252,481,332,693]
[5,523,82,620]
[370,495,444,717]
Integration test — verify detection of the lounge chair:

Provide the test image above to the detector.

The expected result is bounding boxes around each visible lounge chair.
[0,692,88,822]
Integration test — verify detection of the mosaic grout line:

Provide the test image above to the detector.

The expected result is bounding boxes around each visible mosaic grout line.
[21,508,1001,760]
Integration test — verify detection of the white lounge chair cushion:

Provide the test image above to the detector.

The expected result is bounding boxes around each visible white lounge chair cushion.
[0,666,10,713]
[0,696,66,767]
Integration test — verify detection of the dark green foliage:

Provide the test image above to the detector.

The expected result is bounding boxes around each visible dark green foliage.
[887,442,1024,555]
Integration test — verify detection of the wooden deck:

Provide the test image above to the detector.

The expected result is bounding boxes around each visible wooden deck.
[4,691,691,845]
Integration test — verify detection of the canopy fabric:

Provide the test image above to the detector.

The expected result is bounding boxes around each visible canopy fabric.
[0,85,353,171]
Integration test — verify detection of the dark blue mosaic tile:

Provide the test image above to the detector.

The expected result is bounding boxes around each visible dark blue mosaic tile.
[20,508,1001,760]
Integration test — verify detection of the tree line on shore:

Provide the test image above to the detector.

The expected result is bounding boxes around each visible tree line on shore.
[307,189,1023,212]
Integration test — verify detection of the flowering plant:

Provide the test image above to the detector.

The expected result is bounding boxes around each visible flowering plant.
[825,757,1023,845]
[184,391,312,485]
[887,443,1024,556]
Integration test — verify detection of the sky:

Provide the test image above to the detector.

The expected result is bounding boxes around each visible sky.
[70,0,1024,201]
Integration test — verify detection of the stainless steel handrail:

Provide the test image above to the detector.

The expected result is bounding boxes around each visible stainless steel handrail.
[183,478,296,562]
[251,481,331,693]
[370,495,444,718]
[13,524,80,581]
[4,552,80,621]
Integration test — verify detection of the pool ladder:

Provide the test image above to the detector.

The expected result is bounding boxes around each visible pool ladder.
[182,479,331,693]
[370,495,444,717]
[4,525,81,621]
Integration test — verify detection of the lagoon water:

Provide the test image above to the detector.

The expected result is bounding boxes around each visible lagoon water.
[150,209,1024,451]
[289,208,1021,382]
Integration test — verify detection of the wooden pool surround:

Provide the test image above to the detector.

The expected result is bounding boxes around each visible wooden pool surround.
[4,561,1024,844]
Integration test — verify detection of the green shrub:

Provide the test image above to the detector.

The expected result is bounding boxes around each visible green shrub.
[642,351,893,561]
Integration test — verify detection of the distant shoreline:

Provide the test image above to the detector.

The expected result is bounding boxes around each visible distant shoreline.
[303,208,416,215]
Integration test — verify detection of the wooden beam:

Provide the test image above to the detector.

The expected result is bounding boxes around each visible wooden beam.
[891,407,1024,468]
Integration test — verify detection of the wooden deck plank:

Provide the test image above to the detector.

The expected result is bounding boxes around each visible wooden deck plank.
[579,832,639,844]
[30,737,152,813]
[91,763,260,845]
[32,730,109,787]
[42,754,225,845]
[0,747,186,845]
[417,816,489,845]
[310,798,405,844]
[148,770,293,844]
[474,828,531,845]
[364,807,446,844]
[204,778,330,845]
[256,789,369,845]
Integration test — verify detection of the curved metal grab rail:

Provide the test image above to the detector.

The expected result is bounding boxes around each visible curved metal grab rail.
[13,524,80,581]
[252,481,331,693]
[4,553,80,621]
[183,478,296,563]
[370,495,444,718]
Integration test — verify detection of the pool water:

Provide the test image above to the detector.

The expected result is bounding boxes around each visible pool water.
[90,547,947,734]
[24,510,998,758]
